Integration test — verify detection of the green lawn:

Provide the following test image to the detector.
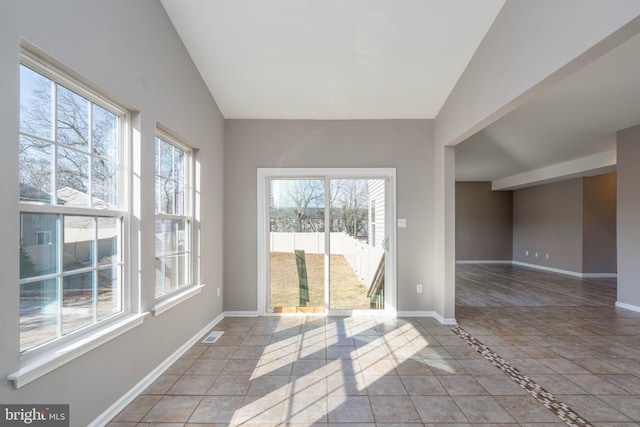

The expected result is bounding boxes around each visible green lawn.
[270,252,372,310]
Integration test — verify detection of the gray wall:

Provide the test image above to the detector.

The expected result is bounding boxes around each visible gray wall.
[583,173,617,274]
[513,179,584,272]
[224,120,435,313]
[617,125,640,307]
[0,1,224,425]
[512,175,617,274]
[455,182,513,261]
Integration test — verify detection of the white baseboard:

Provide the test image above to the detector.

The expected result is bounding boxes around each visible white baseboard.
[397,311,457,325]
[89,313,224,427]
[512,261,617,278]
[457,260,617,278]
[264,312,326,317]
[512,261,583,277]
[582,273,617,278]
[615,301,640,313]
[456,260,512,264]
[224,311,259,317]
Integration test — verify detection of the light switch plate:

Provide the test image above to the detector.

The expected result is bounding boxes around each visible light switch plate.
[398,219,407,228]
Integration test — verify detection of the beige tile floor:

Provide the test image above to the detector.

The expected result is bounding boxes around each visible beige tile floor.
[107,312,640,426]
[108,267,640,426]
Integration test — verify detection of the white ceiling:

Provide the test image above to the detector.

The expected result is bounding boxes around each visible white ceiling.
[161,1,640,185]
[160,0,505,119]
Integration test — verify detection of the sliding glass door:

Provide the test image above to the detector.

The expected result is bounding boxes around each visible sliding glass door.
[268,178,325,313]
[328,178,386,311]
[260,169,395,315]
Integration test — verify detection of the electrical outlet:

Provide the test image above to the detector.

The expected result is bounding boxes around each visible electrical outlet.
[546,253,549,259]
[217,287,221,297]
[525,250,528,256]
[416,284,423,294]
[535,252,538,257]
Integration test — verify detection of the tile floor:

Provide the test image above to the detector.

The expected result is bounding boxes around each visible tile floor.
[107,311,640,426]
[108,266,640,426]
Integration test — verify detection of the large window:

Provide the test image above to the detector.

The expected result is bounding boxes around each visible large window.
[154,130,192,299]
[19,52,127,353]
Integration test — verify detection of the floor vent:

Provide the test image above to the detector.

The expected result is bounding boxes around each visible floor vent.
[202,331,224,344]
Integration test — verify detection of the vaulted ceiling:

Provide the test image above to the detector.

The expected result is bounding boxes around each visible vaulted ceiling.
[161,1,640,185]
[161,0,505,119]
[456,30,640,187]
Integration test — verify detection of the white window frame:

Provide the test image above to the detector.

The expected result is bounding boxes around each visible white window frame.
[152,127,202,316]
[256,168,397,317]
[10,46,147,389]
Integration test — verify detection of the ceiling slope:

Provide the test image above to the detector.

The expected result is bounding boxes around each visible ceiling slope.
[161,0,505,119]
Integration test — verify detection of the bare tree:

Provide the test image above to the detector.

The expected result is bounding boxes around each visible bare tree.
[269,179,324,232]
[20,65,118,207]
[332,179,369,239]
[268,179,369,236]
[155,138,185,214]
[287,180,324,232]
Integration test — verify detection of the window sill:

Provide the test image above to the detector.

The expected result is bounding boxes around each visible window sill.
[8,312,149,389]
[152,284,205,317]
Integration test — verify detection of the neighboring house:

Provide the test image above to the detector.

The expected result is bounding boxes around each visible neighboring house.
[20,187,117,277]
[368,178,385,251]
[19,183,55,205]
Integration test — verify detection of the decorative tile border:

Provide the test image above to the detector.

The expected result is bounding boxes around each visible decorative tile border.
[451,325,592,427]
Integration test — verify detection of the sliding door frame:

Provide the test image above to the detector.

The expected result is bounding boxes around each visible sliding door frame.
[257,168,397,316]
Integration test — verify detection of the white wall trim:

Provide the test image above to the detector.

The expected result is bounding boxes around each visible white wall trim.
[263,312,327,317]
[224,311,260,317]
[250,310,400,318]
[615,301,640,313]
[512,261,582,277]
[397,311,457,325]
[89,313,224,427]
[9,313,149,389]
[459,260,616,278]
[456,260,512,264]
[151,284,205,317]
[327,309,397,317]
[512,261,617,278]
[225,310,459,325]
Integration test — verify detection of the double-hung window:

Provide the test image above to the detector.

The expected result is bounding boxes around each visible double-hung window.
[154,130,193,300]
[18,52,128,354]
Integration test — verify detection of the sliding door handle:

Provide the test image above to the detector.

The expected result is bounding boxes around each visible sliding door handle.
[382,237,389,251]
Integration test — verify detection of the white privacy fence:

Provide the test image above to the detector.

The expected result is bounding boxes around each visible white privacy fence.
[270,232,384,287]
